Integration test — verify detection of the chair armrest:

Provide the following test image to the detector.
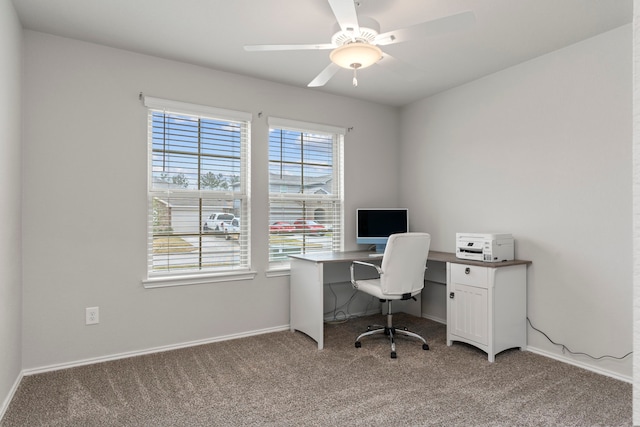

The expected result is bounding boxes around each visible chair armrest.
[350,260,383,288]
[352,260,383,272]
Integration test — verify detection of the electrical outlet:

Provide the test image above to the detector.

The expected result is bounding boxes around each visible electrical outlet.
[86,307,99,325]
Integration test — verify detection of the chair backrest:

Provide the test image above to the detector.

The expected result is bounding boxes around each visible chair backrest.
[380,232,431,296]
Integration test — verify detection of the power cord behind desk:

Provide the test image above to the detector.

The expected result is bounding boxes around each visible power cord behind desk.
[527,317,631,360]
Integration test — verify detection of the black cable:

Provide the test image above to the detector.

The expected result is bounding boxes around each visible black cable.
[324,283,361,323]
[342,287,360,317]
[324,282,338,318]
[323,282,381,324]
[527,317,632,360]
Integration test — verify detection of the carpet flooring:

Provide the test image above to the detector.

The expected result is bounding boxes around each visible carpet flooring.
[1,314,632,426]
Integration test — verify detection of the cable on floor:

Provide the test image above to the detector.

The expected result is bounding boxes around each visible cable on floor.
[527,317,632,360]
[324,283,379,324]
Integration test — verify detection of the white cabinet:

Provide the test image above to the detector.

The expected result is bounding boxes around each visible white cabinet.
[446,261,528,362]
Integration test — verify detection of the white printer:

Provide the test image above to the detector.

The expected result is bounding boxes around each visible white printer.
[456,233,514,262]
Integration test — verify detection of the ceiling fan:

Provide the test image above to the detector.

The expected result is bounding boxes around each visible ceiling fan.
[244,0,475,87]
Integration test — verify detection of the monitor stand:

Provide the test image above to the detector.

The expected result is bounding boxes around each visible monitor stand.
[374,244,386,253]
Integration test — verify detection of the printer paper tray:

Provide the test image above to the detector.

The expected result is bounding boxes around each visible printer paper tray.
[456,252,484,261]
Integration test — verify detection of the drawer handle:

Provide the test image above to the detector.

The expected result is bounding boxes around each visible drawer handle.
[465,267,471,274]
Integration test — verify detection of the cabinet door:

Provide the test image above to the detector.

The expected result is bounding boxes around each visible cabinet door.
[450,283,488,345]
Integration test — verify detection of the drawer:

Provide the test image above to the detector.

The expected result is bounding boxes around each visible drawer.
[450,263,488,288]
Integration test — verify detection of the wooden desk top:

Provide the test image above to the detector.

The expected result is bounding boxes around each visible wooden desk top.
[290,250,531,267]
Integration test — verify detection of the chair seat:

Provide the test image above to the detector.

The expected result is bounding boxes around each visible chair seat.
[354,279,422,301]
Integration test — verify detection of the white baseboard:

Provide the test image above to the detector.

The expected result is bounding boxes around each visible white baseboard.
[3,325,291,422]
[18,310,412,377]
[526,345,631,383]
[12,323,630,416]
[422,313,446,324]
[0,370,23,422]
[22,324,290,376]
[419,316,630,383]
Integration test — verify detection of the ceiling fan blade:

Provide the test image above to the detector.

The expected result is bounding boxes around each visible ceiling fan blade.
[328,0,360,35]
[308,63,341,87]
[375,10,475,46]
[376,52,424,81]
[244,43,335,52]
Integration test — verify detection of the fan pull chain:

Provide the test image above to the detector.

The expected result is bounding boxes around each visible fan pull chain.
[352,68,358,87]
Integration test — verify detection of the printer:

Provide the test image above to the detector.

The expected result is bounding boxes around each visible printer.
[456,233,514,262]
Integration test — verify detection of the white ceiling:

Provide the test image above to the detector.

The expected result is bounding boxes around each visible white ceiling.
[11,0,632,107]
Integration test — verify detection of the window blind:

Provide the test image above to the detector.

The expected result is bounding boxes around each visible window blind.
[144,96,251,278]
[268,118,344,268]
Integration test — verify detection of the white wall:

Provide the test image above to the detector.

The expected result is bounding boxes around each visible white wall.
[0,0,23,416]
[401,25,632,379]
[21,31,401,370]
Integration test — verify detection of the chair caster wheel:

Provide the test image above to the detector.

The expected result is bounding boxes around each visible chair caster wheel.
[391,351,397,359]
[422,344,429,350]
[355,341,361,348]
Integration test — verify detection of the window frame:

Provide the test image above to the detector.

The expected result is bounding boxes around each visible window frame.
[267,117,345,271]
[142,96,255,288]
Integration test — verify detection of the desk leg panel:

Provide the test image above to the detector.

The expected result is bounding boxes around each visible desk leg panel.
[290,258,324,349]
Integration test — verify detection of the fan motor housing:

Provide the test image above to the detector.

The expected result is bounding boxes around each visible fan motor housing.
[331,17,380,46]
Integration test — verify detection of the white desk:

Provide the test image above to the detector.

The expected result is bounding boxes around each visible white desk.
[289,250,455,349]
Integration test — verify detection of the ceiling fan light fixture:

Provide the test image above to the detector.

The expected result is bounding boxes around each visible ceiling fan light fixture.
[329,42,382,70]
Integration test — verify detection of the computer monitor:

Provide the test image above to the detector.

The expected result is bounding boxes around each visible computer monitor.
[356,208,409,253]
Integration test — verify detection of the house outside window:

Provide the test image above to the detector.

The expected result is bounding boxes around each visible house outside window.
[268,117,344,269]
[143,96,251,284]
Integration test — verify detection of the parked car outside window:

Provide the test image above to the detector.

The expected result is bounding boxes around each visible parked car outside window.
[224,217,240,240]
[293,219,328,236]
[269,221,295,234]
[204,213,236,233]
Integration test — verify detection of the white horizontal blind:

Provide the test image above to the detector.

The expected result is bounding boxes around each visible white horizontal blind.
[268,118,344,268]
[145,97,251,277]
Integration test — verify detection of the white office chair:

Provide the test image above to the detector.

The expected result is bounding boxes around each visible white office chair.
[350,232,431,358]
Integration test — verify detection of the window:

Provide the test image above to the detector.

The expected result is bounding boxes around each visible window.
[268,117,344,269]
[143,96,251,283]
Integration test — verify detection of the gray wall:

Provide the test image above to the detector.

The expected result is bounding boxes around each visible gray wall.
[21,30,400,370]
[401,25,632,379]
[0,0,23,416]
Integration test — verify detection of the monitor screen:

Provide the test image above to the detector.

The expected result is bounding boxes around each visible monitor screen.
[356,208,409,252]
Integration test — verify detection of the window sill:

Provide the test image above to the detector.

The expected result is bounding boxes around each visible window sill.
[142,270,257,289]
[265,268,290,278]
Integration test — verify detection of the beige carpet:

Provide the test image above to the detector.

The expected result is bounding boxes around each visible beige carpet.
[1,314,632,426]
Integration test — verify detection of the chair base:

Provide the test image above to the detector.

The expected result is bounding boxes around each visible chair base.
[355,301,429,358]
